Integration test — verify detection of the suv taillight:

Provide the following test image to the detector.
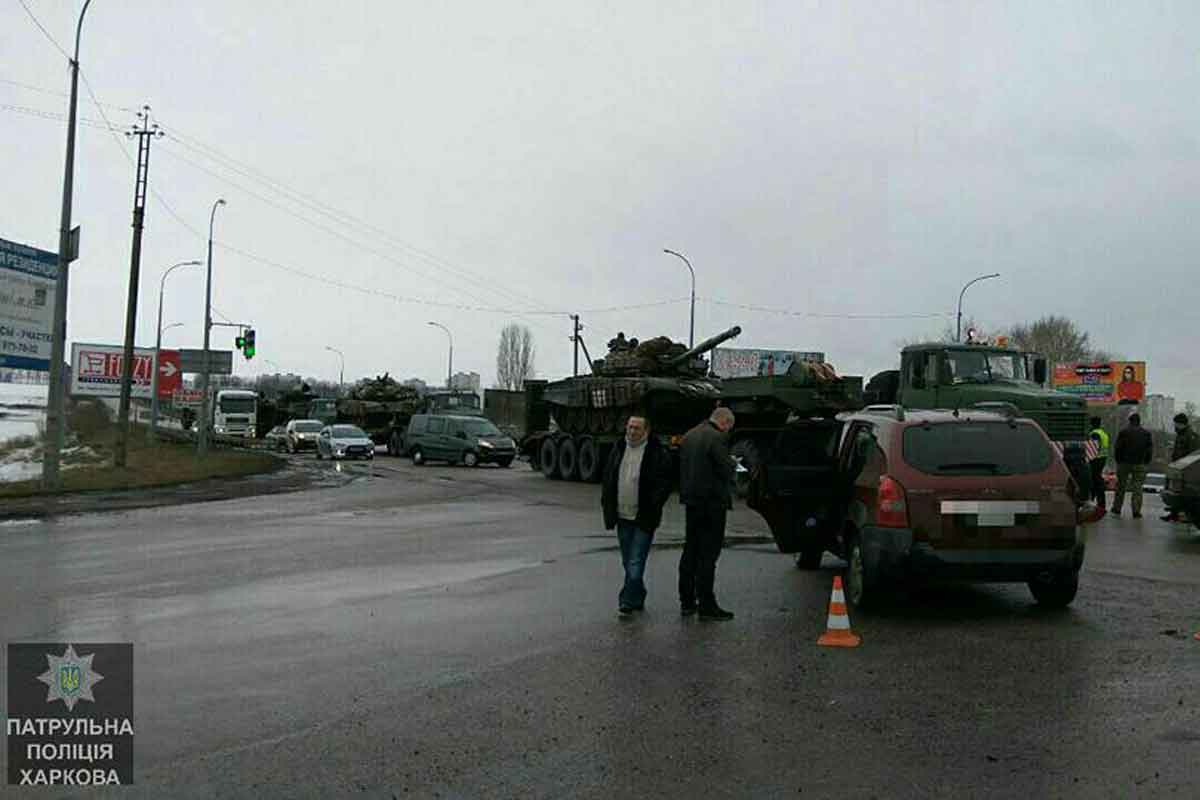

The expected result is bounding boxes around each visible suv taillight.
[877,475,909,528]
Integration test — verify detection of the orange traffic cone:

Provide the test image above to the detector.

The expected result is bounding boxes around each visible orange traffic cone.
[817,575,861,648]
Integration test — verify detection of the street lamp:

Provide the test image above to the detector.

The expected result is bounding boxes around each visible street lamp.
[198,198,226,456]
[663,248,696,348]
[427,322,453,388]
[325,346,345,394]
[42,0,95,489]
[150,260,201,437]
[160,323,184,339]
[956,273,1001,342]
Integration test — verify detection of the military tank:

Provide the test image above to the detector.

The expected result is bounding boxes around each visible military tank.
[523,325,742,483]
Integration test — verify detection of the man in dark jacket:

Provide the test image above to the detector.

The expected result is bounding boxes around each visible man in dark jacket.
[1163,413,1200,522]
[1112,413,1154,519]
[677,407,736,620]
[601,416,674,616]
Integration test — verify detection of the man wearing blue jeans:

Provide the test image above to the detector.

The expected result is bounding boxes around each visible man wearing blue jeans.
[601,416,673,617]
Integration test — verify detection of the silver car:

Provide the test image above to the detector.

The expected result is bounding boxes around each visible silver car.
[286,419,324,453]
[316,424,375,460]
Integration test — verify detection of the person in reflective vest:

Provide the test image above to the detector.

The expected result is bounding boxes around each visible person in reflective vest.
[1089,416,1110,510]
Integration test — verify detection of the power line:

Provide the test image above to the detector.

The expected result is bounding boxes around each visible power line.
[701,298,952,320]
[15,0,69,60]
[0,74,138,112]
[158,128,558,315]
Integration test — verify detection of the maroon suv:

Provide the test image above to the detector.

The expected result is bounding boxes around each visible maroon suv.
[748,406,1085,608]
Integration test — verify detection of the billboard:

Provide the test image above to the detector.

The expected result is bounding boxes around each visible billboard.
[711,347,825,379]
[0,236,57,371]
[70,343,182,399]
[1052,361,1146,405]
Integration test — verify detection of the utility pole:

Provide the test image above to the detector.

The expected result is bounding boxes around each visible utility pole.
[571,315,581,377]
[42,0,93,490]
[197,198,226,457]
[114,107,162,467]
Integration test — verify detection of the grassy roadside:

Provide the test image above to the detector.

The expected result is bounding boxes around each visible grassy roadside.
[0,401,279,499]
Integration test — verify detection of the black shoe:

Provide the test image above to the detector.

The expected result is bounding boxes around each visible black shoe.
[1132,512,1143,519]
[1162,513,1179,522]
[699,606,734,621]
[1109,509,1121,517]
[680,604,697,617]
[618,605,633,617]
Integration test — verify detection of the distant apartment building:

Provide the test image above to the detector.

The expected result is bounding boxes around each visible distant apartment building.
[449,371,481,396]
[1144,393,1176,431]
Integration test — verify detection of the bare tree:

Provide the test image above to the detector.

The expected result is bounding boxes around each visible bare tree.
[495,324,536,390]
[1007,315,1108,366]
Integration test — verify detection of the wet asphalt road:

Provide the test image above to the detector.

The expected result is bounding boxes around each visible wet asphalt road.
[2,455,1198,798]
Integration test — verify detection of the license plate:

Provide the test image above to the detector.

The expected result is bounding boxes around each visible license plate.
[940,500,1040,527]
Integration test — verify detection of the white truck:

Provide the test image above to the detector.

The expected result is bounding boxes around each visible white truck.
[213,389,258,439]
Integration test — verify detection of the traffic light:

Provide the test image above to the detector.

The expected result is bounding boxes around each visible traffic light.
[242,328,256,360]
[235,334,245,350]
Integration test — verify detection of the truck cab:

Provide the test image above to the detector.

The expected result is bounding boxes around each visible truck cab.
[868,343,1088,446]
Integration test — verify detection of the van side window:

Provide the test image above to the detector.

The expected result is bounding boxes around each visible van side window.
[410,417,427,434]
[427,417,446,434]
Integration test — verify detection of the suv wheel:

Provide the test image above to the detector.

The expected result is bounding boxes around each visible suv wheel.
[463,451,479,467]
[1028,569,1079,608]
[411,448,425,466]
[844,532,874,609]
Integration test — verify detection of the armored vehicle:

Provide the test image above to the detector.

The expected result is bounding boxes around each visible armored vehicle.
[522,325,742,482]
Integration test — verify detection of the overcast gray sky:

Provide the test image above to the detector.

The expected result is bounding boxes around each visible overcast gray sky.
[3,1,1197,403]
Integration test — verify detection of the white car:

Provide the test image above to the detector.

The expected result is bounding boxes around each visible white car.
[1143,473,1167,494]
[316,425,375,460]
[286,419,324,453]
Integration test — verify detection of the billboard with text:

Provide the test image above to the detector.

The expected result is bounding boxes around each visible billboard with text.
[1052,361,1146,405]
[0,237,57,371]
[711,347,825,378]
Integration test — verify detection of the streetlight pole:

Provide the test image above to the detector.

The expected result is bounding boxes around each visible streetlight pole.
[325,346,345,394]
[198,199,226,456]
[149,260,201,439]
[663,248,696,348]
[42,0,94,489]
[956,273,1001,342]
[427,322,453,388]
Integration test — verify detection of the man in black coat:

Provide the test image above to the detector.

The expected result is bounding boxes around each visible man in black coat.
[601,416,674,616]
[677,407,737,620]
[1112,412,1154,519]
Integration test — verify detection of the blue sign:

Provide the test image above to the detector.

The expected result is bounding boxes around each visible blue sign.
[0,236,58,371]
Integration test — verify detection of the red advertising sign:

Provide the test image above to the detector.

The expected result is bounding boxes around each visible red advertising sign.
[70,343,182,399]
[157,349,181,398]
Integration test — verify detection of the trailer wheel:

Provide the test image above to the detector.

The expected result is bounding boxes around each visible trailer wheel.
[577,437,601,483]
[539,438,560,479]
[730,438,761,499]
[558,437,580,481]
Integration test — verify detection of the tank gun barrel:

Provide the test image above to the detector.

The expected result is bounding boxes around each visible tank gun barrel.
[665,325,742,367]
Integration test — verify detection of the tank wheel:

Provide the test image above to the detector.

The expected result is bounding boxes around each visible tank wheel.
[539,438,560,479]
[730,437,761,499]
[558,437,580,481]
[577,437,601,483]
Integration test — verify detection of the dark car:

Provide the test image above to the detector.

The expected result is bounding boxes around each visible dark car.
[405,414,516,467]
[748,406,1087,608]
[1163,452,1200,529]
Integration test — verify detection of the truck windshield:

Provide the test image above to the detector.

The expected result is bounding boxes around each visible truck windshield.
[218,398,256,413]
[293,421,322,432]
[903,422,1053,475]
[945,350,1026,384]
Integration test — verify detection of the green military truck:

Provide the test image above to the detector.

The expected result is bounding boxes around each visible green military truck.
[864,342,1090,490]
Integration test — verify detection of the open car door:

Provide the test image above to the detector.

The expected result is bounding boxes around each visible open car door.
[747,418,848,563]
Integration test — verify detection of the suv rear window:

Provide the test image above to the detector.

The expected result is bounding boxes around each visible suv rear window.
[902,422,1053,476]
